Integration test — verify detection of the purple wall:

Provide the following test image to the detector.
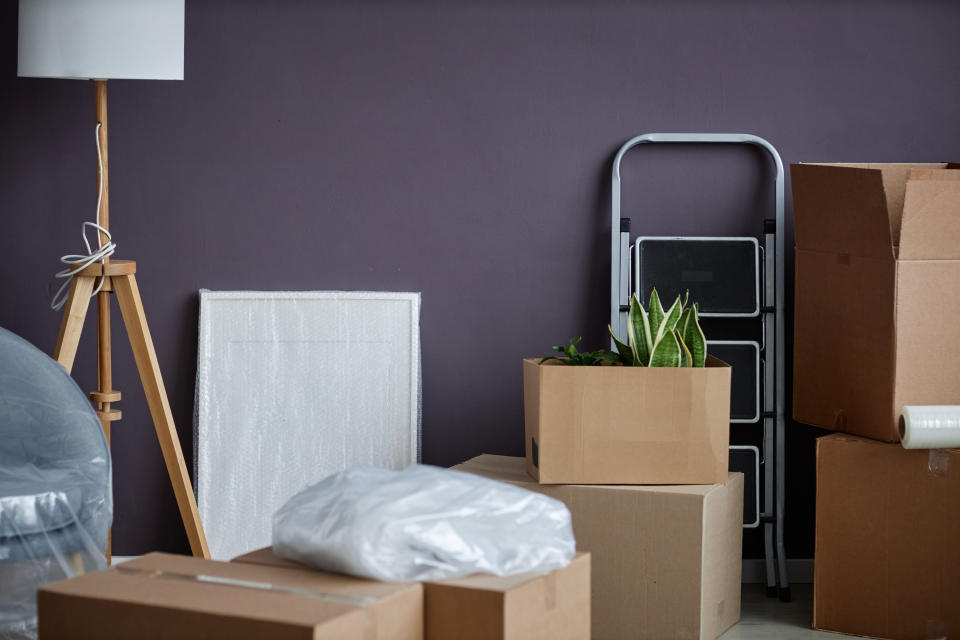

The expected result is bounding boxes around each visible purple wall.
[3,1,959,557]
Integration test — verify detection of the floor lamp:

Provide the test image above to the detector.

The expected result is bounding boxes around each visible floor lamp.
[18,0,209,559]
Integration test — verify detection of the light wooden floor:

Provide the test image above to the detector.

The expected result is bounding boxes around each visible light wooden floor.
[721,584,858,639]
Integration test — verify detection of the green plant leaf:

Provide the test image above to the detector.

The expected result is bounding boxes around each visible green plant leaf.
[627,294,653,366]
[677,331,693,367]
[608,325,636,366]
[649,327,683,367]
[565,337,582,360]
[654,294,684,345]
[682,304,707,367]
[592,350,622,364]
[677,307,693,337]
[648,288,664,339]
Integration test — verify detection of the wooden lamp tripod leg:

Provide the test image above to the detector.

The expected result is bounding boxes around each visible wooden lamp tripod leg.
[113,273,210,559]
[53,276,96,373]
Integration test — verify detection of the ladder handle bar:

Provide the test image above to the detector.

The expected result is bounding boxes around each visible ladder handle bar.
[609,132,785,337]
[611,133,784,182]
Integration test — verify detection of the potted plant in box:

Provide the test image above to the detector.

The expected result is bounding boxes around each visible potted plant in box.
[524,289,731,485]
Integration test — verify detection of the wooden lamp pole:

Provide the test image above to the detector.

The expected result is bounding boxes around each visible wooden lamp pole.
[93,81,118,442]
[53,81,210,560]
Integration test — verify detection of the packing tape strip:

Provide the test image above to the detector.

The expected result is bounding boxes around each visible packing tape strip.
[114,566,377,606]
[928,450,951,477]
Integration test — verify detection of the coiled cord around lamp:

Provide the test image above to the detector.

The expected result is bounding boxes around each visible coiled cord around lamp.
[50,123,116,310]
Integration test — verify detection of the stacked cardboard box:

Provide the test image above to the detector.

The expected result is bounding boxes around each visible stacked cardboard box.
[792,162,960,439]
[234,547,592,640]
[37,549,591,639]
[506,352,743,639]
[454,455,743,640]
[523,356,731,485]
[792,163,960,640]
[814,435,960,640]
[38,552,424,639]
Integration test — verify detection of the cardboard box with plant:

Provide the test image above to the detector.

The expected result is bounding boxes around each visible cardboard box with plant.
[525,289,731,485]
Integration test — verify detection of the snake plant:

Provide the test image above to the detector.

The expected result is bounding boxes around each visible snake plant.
[609,289,707,367]
[540,289,708,368]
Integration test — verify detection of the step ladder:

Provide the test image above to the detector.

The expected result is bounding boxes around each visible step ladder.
[609,133,790,601]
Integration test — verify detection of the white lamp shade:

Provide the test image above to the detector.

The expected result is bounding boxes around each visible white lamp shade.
[18,0,184,80]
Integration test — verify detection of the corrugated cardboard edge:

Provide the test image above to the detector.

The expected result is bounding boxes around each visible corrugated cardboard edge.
[523,358,542,482]
[700,475,744,640]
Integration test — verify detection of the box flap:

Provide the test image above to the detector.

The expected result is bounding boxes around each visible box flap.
[899,169,960,259]
[792,163,948,258]
[792,248,898,439]
[41,553,370,630]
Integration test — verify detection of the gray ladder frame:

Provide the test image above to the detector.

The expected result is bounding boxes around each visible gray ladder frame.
[609,132,789,600]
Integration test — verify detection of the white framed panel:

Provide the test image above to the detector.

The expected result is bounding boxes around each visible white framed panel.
[195,291,421,560]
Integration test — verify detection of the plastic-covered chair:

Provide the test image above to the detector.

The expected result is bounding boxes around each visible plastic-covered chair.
[0,326,112,639]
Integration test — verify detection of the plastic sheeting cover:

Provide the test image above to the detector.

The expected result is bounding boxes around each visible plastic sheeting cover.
[0,327,111,640]
[273,465,576,582]
[195,291,421,560]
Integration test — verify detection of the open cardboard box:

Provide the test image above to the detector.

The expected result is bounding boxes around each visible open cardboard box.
[523,355,731,484]
[792,163,960,441]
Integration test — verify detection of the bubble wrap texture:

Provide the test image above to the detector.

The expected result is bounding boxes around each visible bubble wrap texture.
[195,291,421,561]
[273,465,576,582]
[0,326,111,639]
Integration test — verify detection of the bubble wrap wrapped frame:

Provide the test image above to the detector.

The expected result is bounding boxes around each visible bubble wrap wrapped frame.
[272,465,576,582]
[0,326,112,639]
[195,290,421,561]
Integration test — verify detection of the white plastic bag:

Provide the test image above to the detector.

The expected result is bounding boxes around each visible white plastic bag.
[272,465,575,582]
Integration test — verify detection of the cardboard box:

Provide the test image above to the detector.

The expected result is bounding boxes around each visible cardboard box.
[815,434,960,640]
[38,552,423,640]
[233,548,592,640]
[453,454,743,640]
[791,163,960,441]
[523,356,731,484]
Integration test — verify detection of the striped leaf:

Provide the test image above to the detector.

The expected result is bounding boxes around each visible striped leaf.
[649,327,683,367]
[654,294,684,344]
[678,332,693,367]
[608,325,637,366]
[682,303,707,367]
[628,294,653,366]
[648,288,665,339]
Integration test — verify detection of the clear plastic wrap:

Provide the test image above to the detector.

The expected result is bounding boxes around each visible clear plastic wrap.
[0,327,111,640]
[272,465,575,582]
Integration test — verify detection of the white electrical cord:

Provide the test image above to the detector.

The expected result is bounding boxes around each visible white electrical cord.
[51,122,116,311]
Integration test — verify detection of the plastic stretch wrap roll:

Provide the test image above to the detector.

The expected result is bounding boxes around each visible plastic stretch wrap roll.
[900,406,960,449]
[195,291,421,561]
